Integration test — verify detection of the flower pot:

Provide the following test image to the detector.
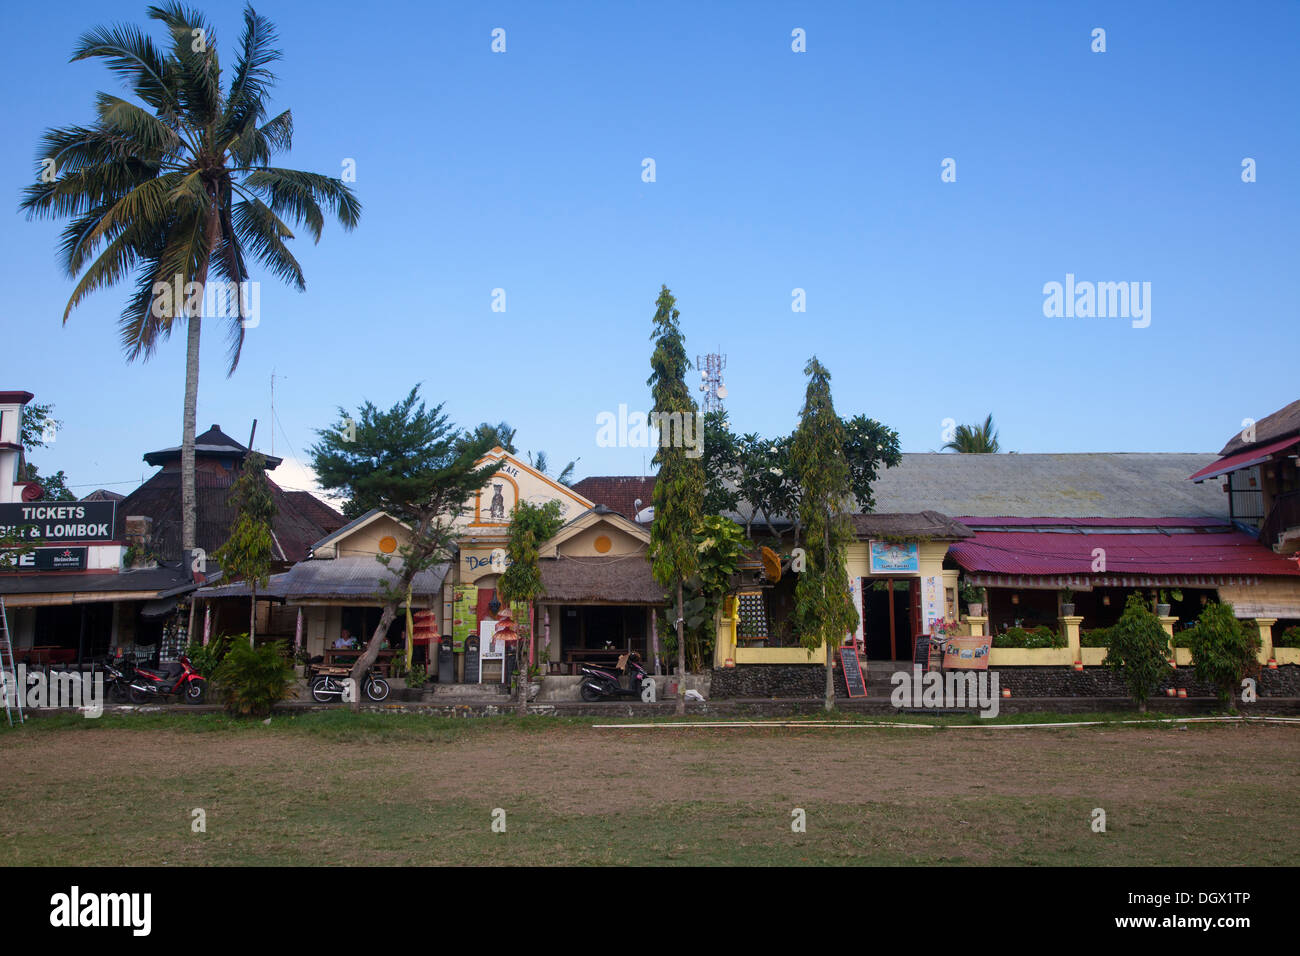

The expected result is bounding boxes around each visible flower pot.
[1157,604,1171,617]
[967,603,983,617]
[1061,603,1075,616]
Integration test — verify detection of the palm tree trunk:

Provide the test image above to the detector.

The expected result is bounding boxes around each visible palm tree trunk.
[676,579,686,715]
[182,192,222,558]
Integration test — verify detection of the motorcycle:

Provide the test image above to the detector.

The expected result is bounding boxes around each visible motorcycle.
[579,653,651,702]
[98,656,135,703]
[310,665,390,703]
[128,655,207,704]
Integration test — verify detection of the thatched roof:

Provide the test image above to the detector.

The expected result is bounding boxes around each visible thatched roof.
[540,555,665,604]
[197,557,449,605]
[851,511,973,540]
[1217,398,1300,455]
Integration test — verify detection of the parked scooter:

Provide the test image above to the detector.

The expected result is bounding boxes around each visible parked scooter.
[98,656,135,703]
[579,653,650,701]
[128,655,207,704]
[310,665,389,703]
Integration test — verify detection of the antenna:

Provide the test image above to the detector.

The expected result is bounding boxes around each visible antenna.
[696,352,727,414]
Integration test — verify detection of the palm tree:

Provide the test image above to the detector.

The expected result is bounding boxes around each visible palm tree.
[527,450,579,486]
[21,3,360,557]
[943,414,1000,453]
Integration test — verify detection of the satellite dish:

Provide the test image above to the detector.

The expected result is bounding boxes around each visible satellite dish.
[716,384,728,399]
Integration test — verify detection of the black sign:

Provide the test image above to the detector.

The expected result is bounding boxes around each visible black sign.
[839,645,866,697]
[11,547,88,571]
[464,642,480,683]
[0,501,117,542]
[913,635,933,668]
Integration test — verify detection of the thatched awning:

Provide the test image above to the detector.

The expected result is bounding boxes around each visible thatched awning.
[539,555,666,605]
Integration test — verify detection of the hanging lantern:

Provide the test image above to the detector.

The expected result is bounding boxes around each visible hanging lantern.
[493,607,520,643]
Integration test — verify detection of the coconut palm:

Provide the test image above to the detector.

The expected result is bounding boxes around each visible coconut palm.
[942,414,1000,453]
[20,3,360,556]
[527,450,579,486]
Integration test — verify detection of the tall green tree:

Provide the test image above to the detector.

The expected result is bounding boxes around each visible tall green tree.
[790,357,858,712]
[21,3,360,561]
[646,285,705,715]
[18,402,76,501]
[310,387,498,711]
[498,500,565,715]
[1103,592,1172,712]
[1184,601,1261,710]
[943,414,1000,453]
[211,450,276,643]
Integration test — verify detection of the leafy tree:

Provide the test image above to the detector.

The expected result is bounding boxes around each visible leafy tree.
[646,285,705,714]
[840,414,902,511]
[790,357,858,711]
[22,3,360,558]
[527,450,579,487]
[310,386,498,711]
[18,402,76,500]
[943,414,1000,453]
[464,421,517,454]
[1103,592,1172,712]
[1184,602,1261,709]
[700,410,741,517]
[211,451,276,643]
[212,637,296,717]
[497,500,565,714]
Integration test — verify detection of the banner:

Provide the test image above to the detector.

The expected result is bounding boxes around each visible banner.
[943,635,992,670]
[0,502,117,542]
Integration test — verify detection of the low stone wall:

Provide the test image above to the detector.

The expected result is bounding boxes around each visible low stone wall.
[710,664,827,698]
[946,665,1300,699]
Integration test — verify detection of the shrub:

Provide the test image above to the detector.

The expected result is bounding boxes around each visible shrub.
[1103,593,1171,712]
[212,638,298,718]
[1080,627,1111,648]
[1276,625,1300,649]
[992,625,1064,649]
[1184,602,1261,708]
[185,633,233,678]
[406,663,427,687]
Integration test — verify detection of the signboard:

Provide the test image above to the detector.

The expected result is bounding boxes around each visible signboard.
[10,547,88,572]
[869,541,918,574]
[0,501,117,542]
[451,585,476,652]
[913,635,934,669]
[839,644,867,697]
[478,619,506,684]
[943,635,992,670]
[921,574,942,634]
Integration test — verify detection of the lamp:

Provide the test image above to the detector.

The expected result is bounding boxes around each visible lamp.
[1102,595,1111,606]
[488,592,501,616]
[1011,593,1020,605]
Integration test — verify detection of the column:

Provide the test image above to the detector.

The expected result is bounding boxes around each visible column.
[1059,615,1083,661]
[1255,618,1277,662]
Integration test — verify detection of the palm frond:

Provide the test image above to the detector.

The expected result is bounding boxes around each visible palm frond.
[70,23,177,113]
[242,167,360,239]
[220,7,281,141]
[231,197,304,290]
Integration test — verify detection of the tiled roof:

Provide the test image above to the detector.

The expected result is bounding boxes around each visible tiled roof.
[569,476,656,520]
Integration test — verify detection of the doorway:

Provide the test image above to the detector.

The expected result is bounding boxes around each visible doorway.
[861,577,919,661]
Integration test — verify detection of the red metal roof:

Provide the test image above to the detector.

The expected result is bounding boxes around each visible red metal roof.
[1187,435,1300,483]
[957,516,1225,528]
[948,528,1300,579]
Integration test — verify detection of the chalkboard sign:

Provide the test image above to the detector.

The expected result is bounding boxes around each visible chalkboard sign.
[839,645,866,697]
[464,643,480,684]
[913,636,933,668]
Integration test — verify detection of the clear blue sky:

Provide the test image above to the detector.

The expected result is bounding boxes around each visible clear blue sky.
[3,0,1297,498]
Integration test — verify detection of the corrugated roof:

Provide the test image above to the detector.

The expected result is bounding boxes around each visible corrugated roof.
[870,453,1228,519]
[279,556,449,603]
[949,528,1300,579]
[569,476,656,521]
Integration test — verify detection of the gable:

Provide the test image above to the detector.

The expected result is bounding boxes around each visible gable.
[454,448,593,536]
[540,508,651,558]
[315,512,411,559]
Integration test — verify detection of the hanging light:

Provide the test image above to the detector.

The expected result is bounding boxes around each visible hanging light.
[1011,593,1020,605]
[1102,595,1111,606]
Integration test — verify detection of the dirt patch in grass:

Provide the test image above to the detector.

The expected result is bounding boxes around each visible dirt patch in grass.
[1,717,1295,865]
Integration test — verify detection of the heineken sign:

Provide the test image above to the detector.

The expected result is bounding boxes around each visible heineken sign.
[11,547,88,571]
[0,502,117,542]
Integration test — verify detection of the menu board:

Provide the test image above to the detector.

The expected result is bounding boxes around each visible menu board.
[839,645,867,697]
[913,635,933,668]
[943,635,992,671]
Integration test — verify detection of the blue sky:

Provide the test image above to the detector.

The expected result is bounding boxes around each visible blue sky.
[3,0,1297,499]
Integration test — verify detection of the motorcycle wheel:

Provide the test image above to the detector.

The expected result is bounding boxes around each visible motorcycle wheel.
[185,679,207,704]
[128,686,151,705]
[110,682,130,703]
[580,679,603,702]
[310,677,335,703]
[365,677,390,702]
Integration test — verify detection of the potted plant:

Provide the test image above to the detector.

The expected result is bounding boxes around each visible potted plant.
[1060,587,1075,617]
[959,581,984,617]
[1156,589,1181,617]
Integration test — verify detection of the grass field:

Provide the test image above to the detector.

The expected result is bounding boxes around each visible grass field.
[1,712,1296,866]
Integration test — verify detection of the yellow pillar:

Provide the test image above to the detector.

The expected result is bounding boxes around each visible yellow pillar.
[1060,615,1083,662]
[715,596,738,667]
[1255,618,1277,662]
[964,614,988,637]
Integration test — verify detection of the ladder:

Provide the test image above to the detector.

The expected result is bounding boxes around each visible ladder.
[0,597,24,726]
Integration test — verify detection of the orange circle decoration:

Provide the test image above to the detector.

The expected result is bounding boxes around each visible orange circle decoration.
[378,535,398,554]
[593,535,612,554]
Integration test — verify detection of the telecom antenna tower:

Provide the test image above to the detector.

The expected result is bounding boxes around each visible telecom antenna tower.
[696,352,728,414]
